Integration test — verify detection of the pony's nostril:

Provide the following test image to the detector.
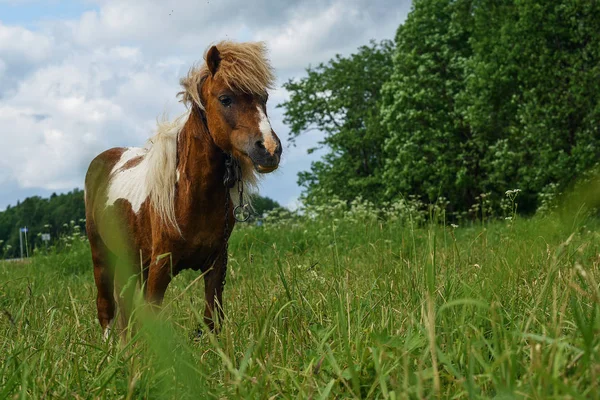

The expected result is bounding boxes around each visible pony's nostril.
[255,141,266,150]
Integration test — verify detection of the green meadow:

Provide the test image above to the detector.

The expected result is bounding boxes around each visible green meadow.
[1,0,599,398]
[1,197,599,399]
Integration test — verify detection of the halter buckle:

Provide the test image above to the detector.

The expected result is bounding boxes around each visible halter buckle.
[233,204,251,222]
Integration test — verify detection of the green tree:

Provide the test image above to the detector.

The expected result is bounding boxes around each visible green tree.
[250,195,281,218]
[279,40,394,205]
[0,189,86,258]
[382,0,600,215]
[463,0,600,212]
[381,0,475,213]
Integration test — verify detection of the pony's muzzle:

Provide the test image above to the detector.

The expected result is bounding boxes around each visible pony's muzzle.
[251,138,281,173]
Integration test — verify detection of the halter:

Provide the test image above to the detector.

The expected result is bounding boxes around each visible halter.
[219,154,250,295]
[223,155,251,223]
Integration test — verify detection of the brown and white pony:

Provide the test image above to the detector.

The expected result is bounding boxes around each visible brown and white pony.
[84,41,281,339]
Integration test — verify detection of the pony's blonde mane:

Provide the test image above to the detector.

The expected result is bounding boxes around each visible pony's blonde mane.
[145,112,188,233]
[179,40,276,109]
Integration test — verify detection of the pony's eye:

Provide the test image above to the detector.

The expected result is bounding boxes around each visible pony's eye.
[219,96,232,107]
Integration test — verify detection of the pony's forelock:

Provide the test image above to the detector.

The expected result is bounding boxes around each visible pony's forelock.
[178,41,275,109]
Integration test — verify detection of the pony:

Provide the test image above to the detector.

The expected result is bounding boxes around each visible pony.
[84,41,282,339]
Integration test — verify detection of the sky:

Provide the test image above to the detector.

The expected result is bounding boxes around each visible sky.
[0,0,411,210]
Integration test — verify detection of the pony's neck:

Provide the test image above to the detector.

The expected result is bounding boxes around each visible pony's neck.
[177,108,228,204]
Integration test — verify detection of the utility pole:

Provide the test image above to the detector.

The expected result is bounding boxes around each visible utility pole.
[19,227,29,259]
[19,228,23,259]
[24,227,29,258]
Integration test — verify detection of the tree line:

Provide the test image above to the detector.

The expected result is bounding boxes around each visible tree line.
[0,190,86,258]
[0,190,280,259]
[280,0,600,217]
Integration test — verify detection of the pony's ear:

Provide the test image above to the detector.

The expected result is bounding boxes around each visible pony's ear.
[206,46,221,76]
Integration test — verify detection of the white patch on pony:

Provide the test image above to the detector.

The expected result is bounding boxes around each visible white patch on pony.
[257,106,277,155]
[103,319,114,341]
[106,147,149,213]
[104,113,185,232]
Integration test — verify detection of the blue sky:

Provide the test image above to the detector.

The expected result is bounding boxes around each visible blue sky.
[0,0,97,27]
[0,0,410,210]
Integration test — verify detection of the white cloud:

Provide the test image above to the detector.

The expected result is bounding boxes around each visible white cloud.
[0,0,410,209]
[257,2,351,69]
[0,22,53,63]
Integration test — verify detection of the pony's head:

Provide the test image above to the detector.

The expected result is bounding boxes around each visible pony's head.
[179,41,281,174]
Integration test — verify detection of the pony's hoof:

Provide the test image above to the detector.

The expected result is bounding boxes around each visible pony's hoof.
[193,327,203,340]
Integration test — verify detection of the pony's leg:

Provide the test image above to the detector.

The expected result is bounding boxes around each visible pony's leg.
[90,240,116,340]
[203,257,227,332]
[113,274,134,342]
[112,257,140,343]
[145,254,176,306]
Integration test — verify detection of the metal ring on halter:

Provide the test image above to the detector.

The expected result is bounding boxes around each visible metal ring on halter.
[233,204,251,222]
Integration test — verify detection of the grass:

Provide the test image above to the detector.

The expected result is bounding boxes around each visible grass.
[0,210,599,399]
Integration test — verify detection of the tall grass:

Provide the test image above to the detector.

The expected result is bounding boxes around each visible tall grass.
[1,202,599,398]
